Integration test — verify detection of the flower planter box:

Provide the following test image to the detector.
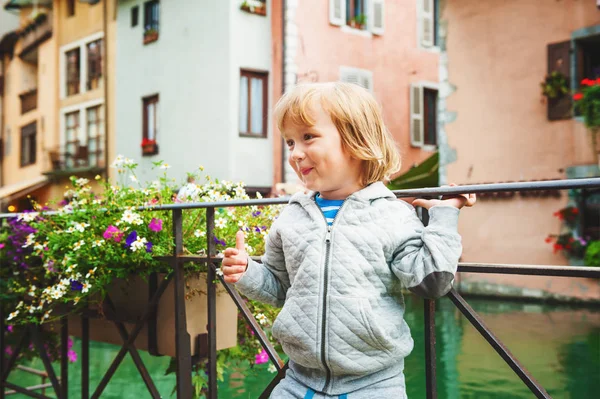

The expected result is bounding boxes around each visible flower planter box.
[59,273,237,358]
[143,31,159,45]
[141,142,158,156]
[240,4,266,16]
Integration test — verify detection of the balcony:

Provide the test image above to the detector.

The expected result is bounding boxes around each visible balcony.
[45,139,106,176]
[18,10,53,63]
[19,89,37,114]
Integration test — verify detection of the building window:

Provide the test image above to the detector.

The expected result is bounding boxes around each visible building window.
[575,34,600,89]
[67,0,75,17]
[87,105,104,167]
[239,70,268,137]
[143,0,160,44]
[65,111,80,168]
[143,94,159,141]
[329,0,384,35]
[340,66,373,92]
[410,83,438,148]
[131,6,139,27]
[86,39,103,90]
[66,48,81,96]
[20,121,36,167]
[419,0,438,49]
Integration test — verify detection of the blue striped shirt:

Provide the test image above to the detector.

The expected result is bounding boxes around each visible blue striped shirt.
[315,195,344,225]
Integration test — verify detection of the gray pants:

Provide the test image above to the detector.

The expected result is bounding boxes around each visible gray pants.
[270,371,407,399]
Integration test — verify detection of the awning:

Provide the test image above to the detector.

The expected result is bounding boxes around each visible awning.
[387,152,439,190]
[0,175,50,203]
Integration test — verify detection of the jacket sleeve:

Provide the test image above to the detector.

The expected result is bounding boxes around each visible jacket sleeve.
[233,218,290,308]
[390,205,462,299]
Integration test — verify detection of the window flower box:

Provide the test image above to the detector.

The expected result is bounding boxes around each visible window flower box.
[141,138,158,156]
[143,29,159,45]
[240,0,266,16]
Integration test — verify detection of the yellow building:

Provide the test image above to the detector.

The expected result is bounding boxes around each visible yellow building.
[0,0,116,212]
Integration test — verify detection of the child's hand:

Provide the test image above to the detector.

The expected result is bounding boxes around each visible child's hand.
[222,231,249,283]
[412,183,477,210]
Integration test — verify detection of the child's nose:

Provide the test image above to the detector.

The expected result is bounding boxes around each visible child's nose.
[290,146,305,162]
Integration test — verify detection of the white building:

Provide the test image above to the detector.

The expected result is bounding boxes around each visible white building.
[115,0,273,192]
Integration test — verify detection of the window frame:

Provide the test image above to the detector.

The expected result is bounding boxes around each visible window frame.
[60,99,106,170]
[417,0,439,51]
[20,121,37,167]
[131,6,139,27]
[66,48,81,96]
[409,81,438,150]
[67,0,75,17]
[86,39,103,91]
[142,94,160,141]
[60,32,105,99]
[239,70,268,138]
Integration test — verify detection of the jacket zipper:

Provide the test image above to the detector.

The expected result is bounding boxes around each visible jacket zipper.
[318,198,348,392]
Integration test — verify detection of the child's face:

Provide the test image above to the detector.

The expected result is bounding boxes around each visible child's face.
[284,104,362,200]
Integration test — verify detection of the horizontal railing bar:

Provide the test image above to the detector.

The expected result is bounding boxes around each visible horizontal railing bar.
[1,178,599,218]
[4,382,54,399]
[15,366,49,378]
[392,178,600,198]
[446,288,551,399]
[458,263,600,278]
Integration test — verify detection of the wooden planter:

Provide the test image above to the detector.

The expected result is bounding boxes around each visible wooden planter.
[141,142,158,156]
[240,4,266,16]
[143,31,159,45]
[61,273,238,358]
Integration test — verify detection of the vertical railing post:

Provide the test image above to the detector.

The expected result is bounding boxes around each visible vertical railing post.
[206,207,218,399]
[60,316,69,398]
[82,305,89,399]
[173,209,192,398]
[424,299,437,399]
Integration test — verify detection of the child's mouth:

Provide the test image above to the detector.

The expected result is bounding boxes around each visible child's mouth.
[301,168,313,176]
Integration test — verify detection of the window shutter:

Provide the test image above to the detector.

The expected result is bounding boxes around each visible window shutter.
[410,83,424,147]
[369,0,384,35]
[547,40,572,121]
[420,0,434,48]
[340,67,373,92]
[329,0,345,26]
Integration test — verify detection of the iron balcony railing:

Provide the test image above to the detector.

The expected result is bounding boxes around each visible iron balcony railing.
[1,178,599,399]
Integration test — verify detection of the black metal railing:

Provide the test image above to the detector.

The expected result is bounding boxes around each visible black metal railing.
[1,178,600,399]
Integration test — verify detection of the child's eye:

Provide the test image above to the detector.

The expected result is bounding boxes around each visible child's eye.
[303,134,314,141]
[286,140,295,148]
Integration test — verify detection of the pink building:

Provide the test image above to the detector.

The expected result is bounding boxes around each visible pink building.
[271,0,443,188]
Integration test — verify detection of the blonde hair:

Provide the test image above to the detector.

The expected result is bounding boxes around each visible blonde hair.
[274,82,401,186]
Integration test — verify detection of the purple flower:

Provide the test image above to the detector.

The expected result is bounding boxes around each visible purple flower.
[255,349,269,365]
[0,243,4,249]
[145,241,153,253]
[125,231,138,247]
[148,218,163,232]
[67,349,77,363]
[7,325,13,333]
[70,280,83,291]
[68,337,74,349]
[252,211,261,217]
[254,227,261,233]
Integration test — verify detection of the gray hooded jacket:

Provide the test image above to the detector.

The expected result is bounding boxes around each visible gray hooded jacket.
[235,182,462,395]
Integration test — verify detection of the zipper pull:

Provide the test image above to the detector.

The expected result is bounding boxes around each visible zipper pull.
[325,226,331,242]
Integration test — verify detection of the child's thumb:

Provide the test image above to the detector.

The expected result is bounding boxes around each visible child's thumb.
[235,231,246,252]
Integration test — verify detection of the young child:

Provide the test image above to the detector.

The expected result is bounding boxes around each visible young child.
[222,82,476,398]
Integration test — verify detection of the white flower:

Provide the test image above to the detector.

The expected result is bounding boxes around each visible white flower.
[74,222,90,232]
[121,210,143,225]
[92,239,105,248]
[81,282,91,293]
[22,233,35,248]
[111,155,125,168]
[160,163,171,169]
[86,267,97,278]
[244,243,254,254]
[43,310,52,319]
[17,212,39,222]
[234,186,245,198]
[73,240,85,251]
[65,226,76,234]
[256,191,263,199]
[255,313,268,325]
[7,310,19,321]
[75,178,89,186]
[130,175,138,182]
[28,285,37,297]
[215,218,227,229]
[130,236,148,252]
[92,199,102,205]
[65,263,77,273]
[267,364,277,373]
[16,301,24,309]
[194,229,206,238]
[216,268,224,277]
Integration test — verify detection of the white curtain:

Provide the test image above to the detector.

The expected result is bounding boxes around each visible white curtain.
[239,76,248,133]
[250,77,263,134]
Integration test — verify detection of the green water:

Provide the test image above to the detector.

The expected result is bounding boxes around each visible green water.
[7,295,599,398]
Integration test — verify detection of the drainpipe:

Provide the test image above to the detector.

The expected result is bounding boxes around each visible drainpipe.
[103,0,109,180]
[280,0,286,183]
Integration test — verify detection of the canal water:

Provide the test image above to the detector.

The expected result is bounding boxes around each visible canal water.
[7,295,599,398]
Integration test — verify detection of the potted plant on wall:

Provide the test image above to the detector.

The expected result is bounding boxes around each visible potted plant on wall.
[240,0,267,16]
[350,14,367,30]
[141,138,158,156]
[573,78,600,165]
[143,27,159,44]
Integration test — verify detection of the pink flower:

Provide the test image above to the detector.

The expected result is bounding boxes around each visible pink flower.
[103,225,123,242]
[255,349,269,365]
[148,218,163,232]
[7,325,13,333]
[67,349,77,363]
[0,243,4,249]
